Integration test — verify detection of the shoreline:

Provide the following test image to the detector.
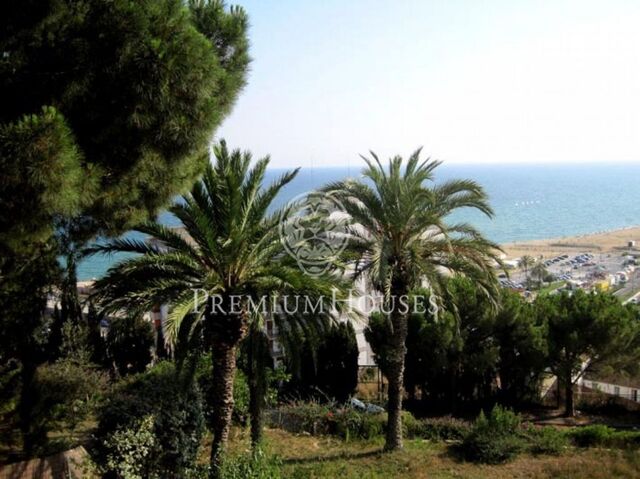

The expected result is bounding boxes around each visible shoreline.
[500,225,640,259]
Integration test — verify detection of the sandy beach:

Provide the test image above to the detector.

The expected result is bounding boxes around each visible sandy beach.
[501,225,640,259]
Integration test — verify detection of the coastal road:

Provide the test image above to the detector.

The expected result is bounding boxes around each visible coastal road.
[615,268,640,304]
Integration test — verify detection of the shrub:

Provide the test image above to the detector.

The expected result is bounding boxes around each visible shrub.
[524,425,568,455]
[415,417,471,441]
[461,406,524,464]
[34,358,108,432]
[218,450,283,479]
[568,424,640,448]
[232,369,250,425]
[104,415,156,479]
[269,401,386,440]
[569,424,613,447]
[331,409,385,440]
[96,361,205,477]
[401,410,423,438]
[274,400,333,435]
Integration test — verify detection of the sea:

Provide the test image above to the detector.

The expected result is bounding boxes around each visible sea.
[77,163,640,280]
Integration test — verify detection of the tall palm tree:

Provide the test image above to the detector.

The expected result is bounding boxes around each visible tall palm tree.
[531,261,548,287]
[323,149,502,451]
[90,141,343,474]
[518,255,535,285]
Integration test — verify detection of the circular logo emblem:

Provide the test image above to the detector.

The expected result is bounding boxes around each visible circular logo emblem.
[279,191,349,277]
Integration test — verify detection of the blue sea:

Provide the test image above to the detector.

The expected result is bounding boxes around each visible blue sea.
[78,163,640,280]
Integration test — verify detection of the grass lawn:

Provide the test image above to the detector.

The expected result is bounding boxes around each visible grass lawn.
[225,427,640,479]
[537,281,566,295]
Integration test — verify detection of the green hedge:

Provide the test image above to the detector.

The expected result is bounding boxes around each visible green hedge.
[567,424,640,448]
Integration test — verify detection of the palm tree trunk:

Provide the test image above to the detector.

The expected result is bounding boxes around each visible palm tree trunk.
[385,349,406,450]
[384,276,409,451]
[209,340,238,475]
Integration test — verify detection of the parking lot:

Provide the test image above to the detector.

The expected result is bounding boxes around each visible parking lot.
[500,251,639,298]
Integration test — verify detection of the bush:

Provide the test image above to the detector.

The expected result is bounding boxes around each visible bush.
[524,425,568,455]
[414,417,471,441]
[232,369,250,425]
[568,424,640,448]
[34,358,108,432]
[96,362,205,478]
[270,401,386,440]
[331,409,385,440]
[104,416,156,479]
[400,410,422,438]
[569,424,613,448]
[461,406,525,464]
[219,450,282,479]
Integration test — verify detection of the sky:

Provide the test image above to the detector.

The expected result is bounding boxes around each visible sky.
[216,0,640,168]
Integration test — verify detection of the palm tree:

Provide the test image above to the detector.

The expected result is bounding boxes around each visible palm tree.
[518,255,535,283]
[90,141,343,474]
[323,149,501,451]
[531,262,548,287]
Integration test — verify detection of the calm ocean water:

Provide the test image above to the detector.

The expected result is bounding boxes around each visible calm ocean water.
[78,163,640,280]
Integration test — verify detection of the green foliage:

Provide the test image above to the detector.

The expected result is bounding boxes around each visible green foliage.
[106,315,154,376]
[408,416,471,441]
[524,425,568,455]
[90,141,350,466]
[567,425,640,449]
[27,358,108,450]
[1,0,249,453]
[96,362,205,477]
[400,410,423,438]
[271,401,386,440]
[104,415,157,479]
[364,313,394,377]
[330,410,386,441]
[194,354,260,427]
[233,369,251,425]
[0,245,60,364]
[60,319,91,363]
[0,364,20,416]
[534,290,640,414]
[0,107,85,253]
[366,280,546,412]
[1,0,250,242]
[461,406,525,464]
[325,150,502,449]
[218,449,283,479]
[286,322,359,403]
[274,401,334,435]
[568,424,615,448]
